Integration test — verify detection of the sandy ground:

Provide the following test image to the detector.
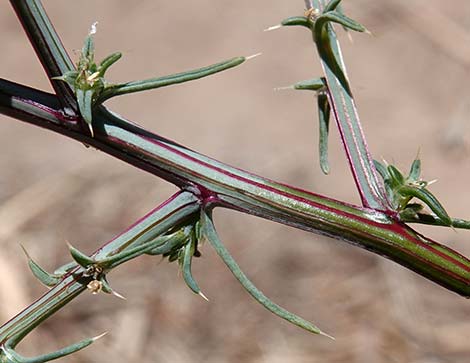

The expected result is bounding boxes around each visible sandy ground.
[2,1,470,362]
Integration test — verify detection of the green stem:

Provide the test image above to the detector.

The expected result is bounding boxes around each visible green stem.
[2,81,470,297]
[310,0,390,211]
[9,0,77,115]
[0,191,199,347]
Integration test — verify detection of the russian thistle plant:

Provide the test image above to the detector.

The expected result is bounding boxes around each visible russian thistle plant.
[1,0,470,361]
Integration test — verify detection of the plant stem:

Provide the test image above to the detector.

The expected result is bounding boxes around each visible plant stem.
[10,0,77,115]
[0,191,200,346]
[310,0,390,211]
[1,79,470,296]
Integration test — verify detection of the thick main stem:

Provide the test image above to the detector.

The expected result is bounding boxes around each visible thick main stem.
[1,80,470,296]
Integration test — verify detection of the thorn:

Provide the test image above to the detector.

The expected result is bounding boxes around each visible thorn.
[111,289,127,300]
[92,331,108,342]
[87,122,94,138]
[89,22,98,35]
[427,179,438,186]
[346,31,354,43]
[274,85,294,91]
[319,330,336,341]
[198,291,209,302]
[245,52,262,61]
[415,147,421,160]
[20,243,31,259]
[264,24,282,32]
[364,28,373,36]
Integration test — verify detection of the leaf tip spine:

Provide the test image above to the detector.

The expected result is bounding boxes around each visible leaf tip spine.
[264,24,282,32]
[92,331,108,342]
[245,52,262,61]
[198,291,210,302]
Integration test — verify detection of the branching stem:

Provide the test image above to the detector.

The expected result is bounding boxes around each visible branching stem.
[1,0,470,359]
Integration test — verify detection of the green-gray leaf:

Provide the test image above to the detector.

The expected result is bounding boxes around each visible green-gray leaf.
[200,210,332,337]
[76,88,94,136]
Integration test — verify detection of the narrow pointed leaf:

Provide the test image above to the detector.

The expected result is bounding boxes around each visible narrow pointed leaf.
[98,234,172,268]
[373,160,389,181]
[399,203,424,220]
[324,0,343,13]
[68,243,94,268]
[314,17,351,95]
[387,165,405,186]
[51,71,78,87]
[98,52,122,76]
[27,260,60,288]
[336,4,352,34]
[317,11,367,33]
[402,213,470,229]
[98,56,246,102]
[76,88,94,136]
[398,185,451,226]
[146,228,190,256]
[293,78,325,91]
[2,334,98,363]
[100,276,126,300]
[182,235,202,295]
[79,31,95,70]
[281,16,312,29]
[317,92,331,174]
[200,211,327,336]
[408,158,421,181]
[21,246,60,287]
[53,261,77,275]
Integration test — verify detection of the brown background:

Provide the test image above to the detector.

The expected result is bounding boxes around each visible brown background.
[2,1,470,362]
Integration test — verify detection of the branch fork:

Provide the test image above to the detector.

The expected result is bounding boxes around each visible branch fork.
[1,0,470,361]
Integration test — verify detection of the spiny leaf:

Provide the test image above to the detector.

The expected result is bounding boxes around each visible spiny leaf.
[181,234,206,300]
[78,22,96,71]
[401,213,470,229]
[387,165,405,186]
[51,71,78,87]
[98,56,247,102]
[293,78,325,91]
[408,158,421,181]
[98,233,173,268]
[317,92,331,174]
[21,245,60,287]
[373,160,389,181]
[200,210,332,338]
[2,333,105,363]
[313,16,351,96]
[280,16,312,29]
[76,88,94,136]
[316,11,367,34]
[146,227,191,256]
[100,276,126,300]
[399,203,424,220]
[335,3,353,35]
[398,185,451,226]
[324,0,343,13]
[53,261,77,275]
[167,249,181,263]
[67,242,94,268]
[98,52,122,77]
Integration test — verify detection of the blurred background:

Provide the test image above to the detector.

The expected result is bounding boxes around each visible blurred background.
[2,0,470,362]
